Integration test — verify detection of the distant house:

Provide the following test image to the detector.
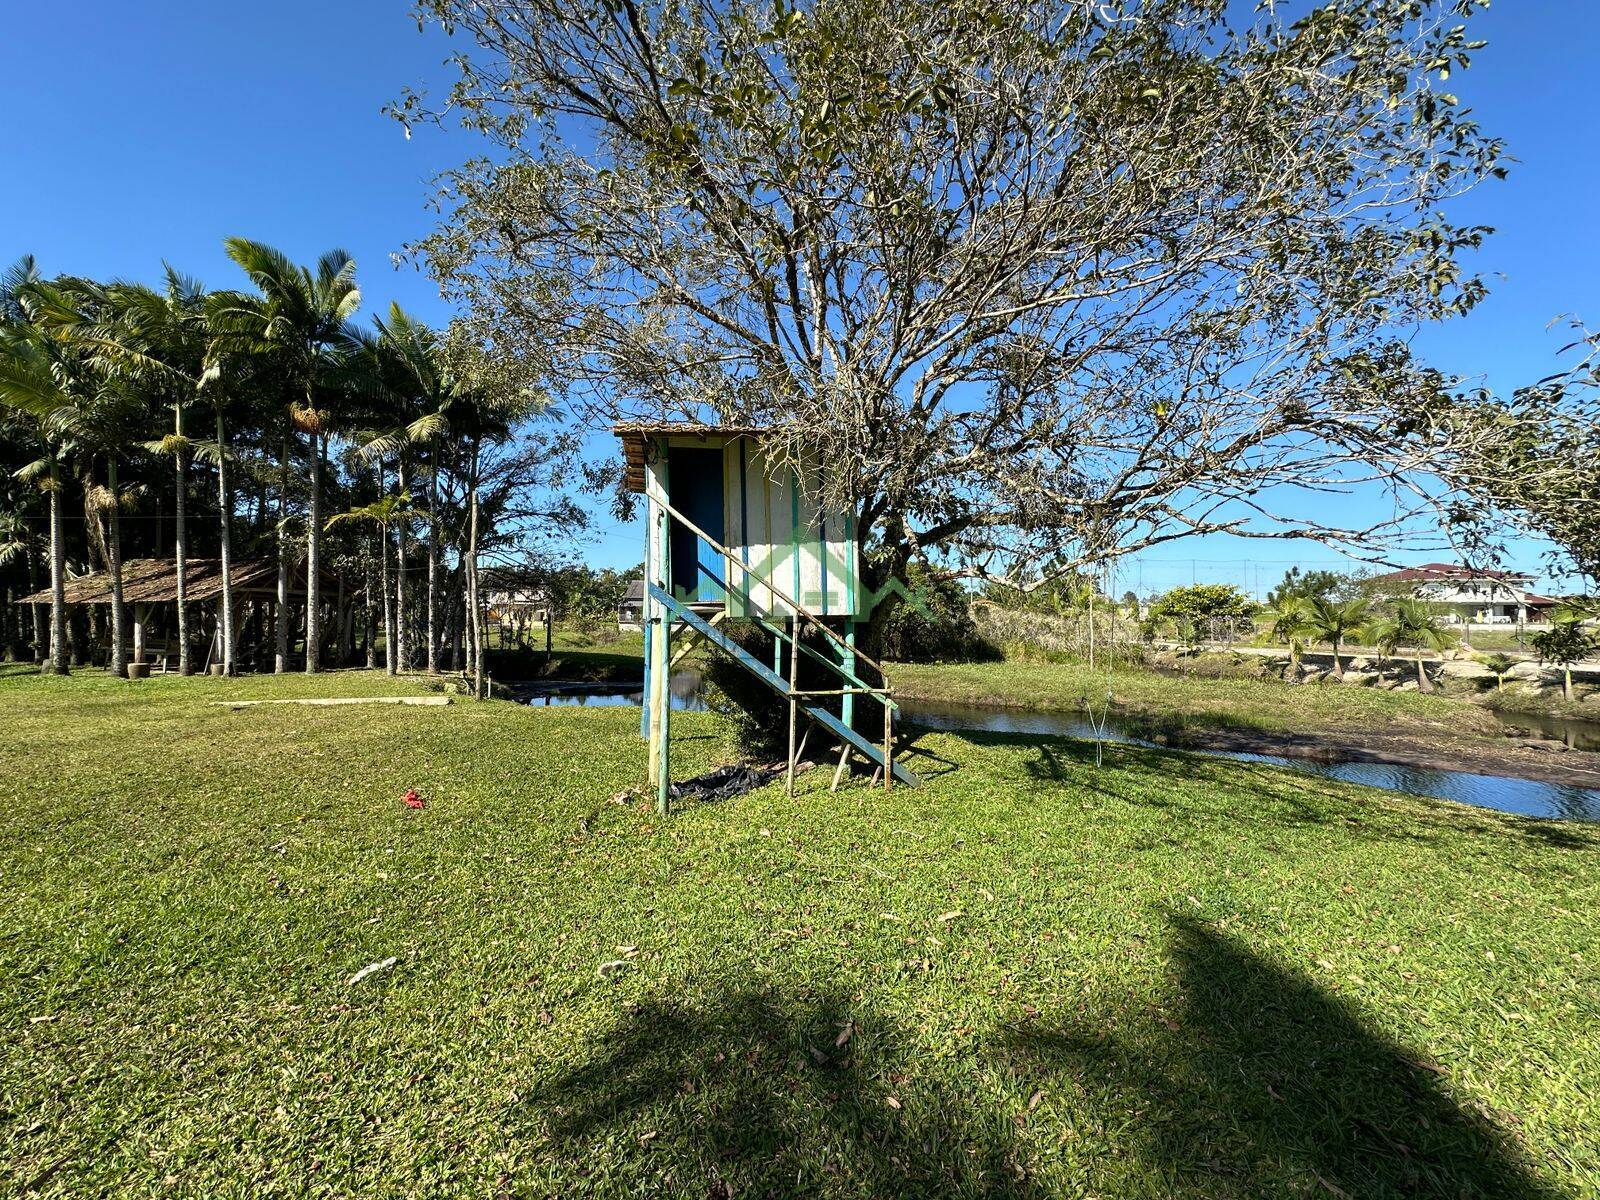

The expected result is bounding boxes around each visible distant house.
[617,579,646,633]
[479,568,549,621]
[1370,563,1558,625]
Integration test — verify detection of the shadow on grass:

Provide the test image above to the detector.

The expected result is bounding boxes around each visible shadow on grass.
[526,988,1045,1197]
[1001,914,1562,1198]
[519,917,1558,1196]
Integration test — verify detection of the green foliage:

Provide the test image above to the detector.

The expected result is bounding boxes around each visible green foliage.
[1530,615,1596,671]
[1266,567,1344,607]
[874,564,992,663]
[1260,598,1314,665]
[1304,597,1369,646]
[538,563,642,630]
[1147,584,1254,646]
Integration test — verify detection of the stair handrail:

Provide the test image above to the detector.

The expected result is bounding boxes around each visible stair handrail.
[653,495,895,689]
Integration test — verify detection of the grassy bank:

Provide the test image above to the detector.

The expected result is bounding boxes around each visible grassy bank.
[3,667,1598,1197]
[888,657,1512,740]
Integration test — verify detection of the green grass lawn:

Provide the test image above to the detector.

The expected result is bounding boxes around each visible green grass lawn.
[888,657,1514,741]
[3,666,1598,1198]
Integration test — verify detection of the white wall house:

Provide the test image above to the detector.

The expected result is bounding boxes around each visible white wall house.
[1371,564,1558,625]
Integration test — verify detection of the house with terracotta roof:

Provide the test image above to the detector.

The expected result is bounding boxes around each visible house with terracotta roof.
[1369,563,1559,625]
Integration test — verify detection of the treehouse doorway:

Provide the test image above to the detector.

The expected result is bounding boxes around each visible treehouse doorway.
[667,446,726,603]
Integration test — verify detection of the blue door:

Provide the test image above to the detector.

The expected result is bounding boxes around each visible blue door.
[667,447,726,603]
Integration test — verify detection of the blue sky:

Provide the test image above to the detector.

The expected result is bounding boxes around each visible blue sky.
[4,1,1595,595]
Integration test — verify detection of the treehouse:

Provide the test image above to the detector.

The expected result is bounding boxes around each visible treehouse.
[614,423,920,811]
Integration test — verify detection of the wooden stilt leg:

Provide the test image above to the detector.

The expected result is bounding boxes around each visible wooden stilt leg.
[786,618,800,798]
[831,743,851,792]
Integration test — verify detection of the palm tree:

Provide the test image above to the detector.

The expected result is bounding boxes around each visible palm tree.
[1262,597,1313,677]
[196,291,264,676]
[369,305,454,674]
[1358,616,1398,672]
[326,491,413,674]
[0,275,139,675]
[1304,597,1368,680]
[1481,652,1517,692]
[218,239,360,673]
[1373,598,1455,693]
[109,267,210,674]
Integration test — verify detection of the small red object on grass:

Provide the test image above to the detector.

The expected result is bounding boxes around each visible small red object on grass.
[402,789,425,810]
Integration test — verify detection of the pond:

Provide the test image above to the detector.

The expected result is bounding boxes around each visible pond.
[513,674,1600,821]
[900,698,1600,823]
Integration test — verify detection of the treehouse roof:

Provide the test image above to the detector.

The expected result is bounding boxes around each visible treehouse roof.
[613,423,769,492]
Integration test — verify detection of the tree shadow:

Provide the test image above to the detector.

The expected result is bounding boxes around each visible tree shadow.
[1000,913,1563,1199]
[520,987,1047,1197]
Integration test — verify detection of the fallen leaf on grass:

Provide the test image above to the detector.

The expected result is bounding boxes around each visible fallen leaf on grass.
[835,1021,854,1048]
[597,959,630,979]
[1028,1090,1044,1111]
[885,1095,902,1110]
[936,910,963,924]
[348,957,398,986]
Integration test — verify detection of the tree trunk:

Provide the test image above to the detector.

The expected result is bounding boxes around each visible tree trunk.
[45,465,67,675]
[174,403,191,675]
[449,566,465,672]
[216,404,236,675]
[305,414,323,674]
[395,456,409,673]
[26,543,45,663]
[106,457,127,678]
[468,440,484,698]
[426,450,439,673]
[1331,635,1344,680]
[1564,668,1573,703]
[382,516,396,676]
[275,431,290,673]
[364,546,377,669]
[1415,652,1432,693]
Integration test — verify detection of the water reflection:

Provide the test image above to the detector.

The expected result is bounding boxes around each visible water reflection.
[519,671,709,712]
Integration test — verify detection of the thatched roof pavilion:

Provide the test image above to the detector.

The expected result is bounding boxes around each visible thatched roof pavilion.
[16,558,319,607]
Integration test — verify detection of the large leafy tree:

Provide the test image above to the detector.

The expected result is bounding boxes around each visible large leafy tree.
[403,0,1503,604]
[215,239,361,673]
[1414,323,1600,588]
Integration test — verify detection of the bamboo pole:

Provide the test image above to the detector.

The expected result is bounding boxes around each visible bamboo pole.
[830,744,851,792]
[883,698,893,794]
